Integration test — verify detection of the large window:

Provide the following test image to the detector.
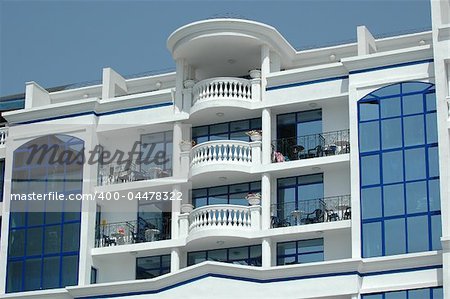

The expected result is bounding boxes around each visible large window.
[136,254,170,279]
[188,245,262,267]
[7,135,83,293]
[358,82,441,258]
[277,109,322,139]
[276,174,324,225]
[277,238,324,265]
[140,131,172,175]
[0,159,4,202]
[361,287,443,299]
[192,118,261,144]
[192,181,261,208]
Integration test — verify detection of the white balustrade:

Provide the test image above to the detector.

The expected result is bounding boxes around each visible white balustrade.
[188,204,256,232]
[0,127,8,146]
[190,140,252,167]
[193,77,252,103]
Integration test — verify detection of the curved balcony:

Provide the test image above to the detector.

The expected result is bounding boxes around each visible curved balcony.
[182,204,261,242]
[193,77,252,104]
[190,140,260,177]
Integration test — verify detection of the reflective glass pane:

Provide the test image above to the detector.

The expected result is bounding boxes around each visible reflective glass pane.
[373,84,401,97]
[298,252,323,263]
[277,242,296,256]
[428,179,441,212]
[380,97,401,118]
[63,223,80,252]
[383,184,405,217]
[407,216,429,253]
[384,218,406,255]
[405,148,426,181]
[408,288,430,299]
[402,93,423,115]
[188,252,206,266]
[363,222,382,257]
[406,181,428,214]
[24,259,41,291]
[360,101,379,121]
[208,249,227,262]
[361,187,382,219]
[9,229,25,257]
[359,121,380,152]
[26,227,43,256]
[362,295,382,299]
[432,287,443,299]
[6,261,23,293]
[61,255,78,286]
[426,113,438,144]
[425,93,436,111]
[361,155,380,186]
[385,291,407,299]
[382,151,403,184]
[431,215,442,250]
[44,225,61,254]
[230,120,249,131]
[381,118,402,149]
[298,239,323,253]
[428,146,439,178]
[403,115,425,146]
[278,256,296,265]
[42,256,60,289]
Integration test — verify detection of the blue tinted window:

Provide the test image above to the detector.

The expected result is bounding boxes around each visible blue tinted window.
[7,135,83,293]
[362,287,441,299]
[362,222,382,257]
[385,291,407,299]
[361,155,380,186]
[403,115,425,146]
[381,97,401,118]
[188,245,262,267]
[192,118,261,144]
[431,215,442,250]
[361,187,382,219]
[359,83,440,258]
[192,181,261,208]
[136,255,171,279]
[382,151,403,184]
[381,118,402,149]
[277,239,324,266]
[408,288,430,299]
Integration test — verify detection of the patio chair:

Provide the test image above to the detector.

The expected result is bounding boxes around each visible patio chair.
[307,145,323,158]
[102,234,116,246]
[271,216,291,228]
[324,145,337,156]
[343,207,351,220]
[304,209,325,224]
[326,209,339,221]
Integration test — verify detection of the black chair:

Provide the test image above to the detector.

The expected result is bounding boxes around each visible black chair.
[271,216,290,228]
[343,207,351,220]
[307,145,323,158]
[326,209,339,221]
[304,209,325,224]
[324,145,337,156]
[103,234,116,246]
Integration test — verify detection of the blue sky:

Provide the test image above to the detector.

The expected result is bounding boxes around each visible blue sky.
[0,0,431,97]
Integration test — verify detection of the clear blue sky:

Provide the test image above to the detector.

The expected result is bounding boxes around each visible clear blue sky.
[0,0,431,97]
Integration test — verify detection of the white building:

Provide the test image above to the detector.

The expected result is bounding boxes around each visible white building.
[0,1,449,298]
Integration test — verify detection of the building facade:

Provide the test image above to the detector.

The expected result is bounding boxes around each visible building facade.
[0,1,449,298]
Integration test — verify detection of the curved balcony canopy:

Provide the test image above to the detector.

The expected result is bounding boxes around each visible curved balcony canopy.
[167,19,295,78]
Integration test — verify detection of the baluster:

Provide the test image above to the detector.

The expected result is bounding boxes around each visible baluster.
[226,209,232,226]
[238,145,243,162]
[223,81,229,97]
[246,84,251,99]
[218,209,224,226]
[232,209,238,226]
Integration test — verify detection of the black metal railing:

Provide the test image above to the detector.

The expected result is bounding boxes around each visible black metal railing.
[270,195,351,228]
[272,129,349,162]
[95,216,171,247]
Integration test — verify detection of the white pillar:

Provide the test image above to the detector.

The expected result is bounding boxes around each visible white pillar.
[262,238,272,268]
[261,44,270,100]
[178,213,189,238]
[261,173,272,230]
[174,59,185,113]
[249,70,262,102]
[249,205,261,230]
[250,141,261,165]
[171,248,180,272]
[262,108,272,165]
[183,79,195,113]
[172,122,182,177]
[171,185,181,239]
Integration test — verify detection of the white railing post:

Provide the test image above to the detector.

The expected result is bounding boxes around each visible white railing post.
[178,213,189,238]
[250,141,262,165]
[0,127,8,146]
[249,205,261,230]
[183,79,195,112]
[249,70,261,102]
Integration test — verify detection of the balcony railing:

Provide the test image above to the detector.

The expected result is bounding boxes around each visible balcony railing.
[272,129,350,162]
[193,77,252,104]
[97,160,172,186]
[190,140,253,167]
[188,204,260,232]
[0,127,8,146]
[271,195,351,227]
[95,217,171,248]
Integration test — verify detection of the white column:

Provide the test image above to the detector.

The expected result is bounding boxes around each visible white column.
[261,172,272,230]
[170,248,180,272]
[172,122,182,177]
[249,70,261,102]
[249,205,261,230]
[174,59,185,114]
[262,108,272,165]
[183,79,195,113]
[270,51,281,72]
[171,184,181,239]
[250,141,261,165]
[261,45,270,100]
[262,238,272,268]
